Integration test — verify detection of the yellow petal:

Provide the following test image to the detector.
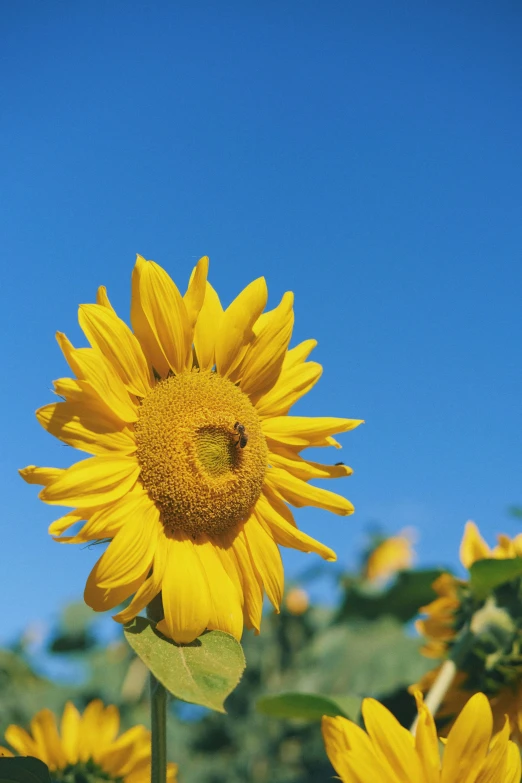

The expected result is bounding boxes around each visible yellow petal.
[94,704,120,752]
[263,415,363,448]
[210,535,244,605]
[4,725,39,757]
[243,514,283,610]
[98,726,149,777]
[30,709,67,770]
[322,715,387,783]
[78,699,104,762]
[184,256,209,329]
[54,483,149,543]
[493,534,517,559]
[84,555,147,612]
[413,691,440,783]
[36,402,136,456]
[215,277,268,379]
[19,465,64,486]
[362,698,423,780]
[441,693,492,783]
[460,521,492,569]
[79,304,153,397]
[504,741,522,783]
[60,702,81,764]
[475,718,510,783]
[283,339,317,369]
[0,748,14,758]
[40,455,140,508]
[321,715,353,781]
[113,531,167,623]
[267,447,353,480]
[266,467,354,516]
[240,292,294,400]
[255,361,323,418]
[193,281,224,371]
[229,528,264,632]
[195,536,243,640]
[49,509,88,537]
[157,533,211,643]
[96,285,115,311]
[130,255,191,376]
[131,256,169,377]
[56,333,138,423]
[256,490,336,561]
[52,377,124,423]
[95,497,161,588]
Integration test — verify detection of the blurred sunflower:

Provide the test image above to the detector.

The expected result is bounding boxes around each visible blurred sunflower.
[0,699,177,782]
[322,691,521,782]
[21,255,362,643]
[364,528,416,583]
[413,521,522,742]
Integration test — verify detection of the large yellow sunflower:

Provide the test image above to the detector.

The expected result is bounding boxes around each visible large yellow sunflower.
[0,699,177,782]
[21,255,361,643]
[413,522,522,743]
[322,691,521,782]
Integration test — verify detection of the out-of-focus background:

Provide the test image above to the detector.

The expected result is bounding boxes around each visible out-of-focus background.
[1,3,521,779]
[1,535,447,781]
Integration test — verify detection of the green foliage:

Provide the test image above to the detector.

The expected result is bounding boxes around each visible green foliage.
[124,618,246,712]
[337,568,446,623]
[0,549,447,782]
[256,693,361,721]
[0,757,51,783]
[469,557,522,599]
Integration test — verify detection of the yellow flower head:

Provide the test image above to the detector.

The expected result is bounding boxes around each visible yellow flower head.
[322,691,521,782]
[21,256,362,643]
[413,522,522,742]
[0,699,177,782]
[364,529,416,583]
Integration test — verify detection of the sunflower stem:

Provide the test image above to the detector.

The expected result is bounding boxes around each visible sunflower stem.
[147,599,168,783]
[150,672,168,783]
[410,625,475,735]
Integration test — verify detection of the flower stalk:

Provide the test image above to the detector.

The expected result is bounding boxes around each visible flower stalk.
[147,597,168,783]
[411,624,475,734]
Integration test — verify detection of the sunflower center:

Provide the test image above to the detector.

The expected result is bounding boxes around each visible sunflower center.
[135,370,268,537]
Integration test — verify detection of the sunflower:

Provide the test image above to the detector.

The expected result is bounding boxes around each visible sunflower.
[21,255,362,643]
[0,699,177,782]
[413,521,522,742]
[322,691,521,782]
[363,529,415,583]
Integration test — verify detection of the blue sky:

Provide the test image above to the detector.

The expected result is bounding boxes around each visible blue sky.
[2,1,521,643]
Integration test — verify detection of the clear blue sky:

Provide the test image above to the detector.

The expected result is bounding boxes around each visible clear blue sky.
[2,1,521,643]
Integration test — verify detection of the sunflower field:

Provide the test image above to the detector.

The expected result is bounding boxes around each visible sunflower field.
[1,257,522,783]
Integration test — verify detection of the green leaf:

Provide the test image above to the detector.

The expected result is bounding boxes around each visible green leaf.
[124,617,246,712]
[469,557,522,599]
[295,618,432,698]
[0,757,51,783]
[256,692,361,721]
[337,569,446,623]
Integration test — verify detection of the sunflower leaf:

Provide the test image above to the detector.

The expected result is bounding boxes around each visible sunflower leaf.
[0,757,52,783]
[123,617,246,712]
[256,692,361,721]
[469,557,522,599]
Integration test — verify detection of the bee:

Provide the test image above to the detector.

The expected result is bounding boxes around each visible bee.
[234,421,248,449]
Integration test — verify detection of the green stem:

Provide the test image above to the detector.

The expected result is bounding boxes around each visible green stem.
[150,671,167,783]
[147,599,167,783]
